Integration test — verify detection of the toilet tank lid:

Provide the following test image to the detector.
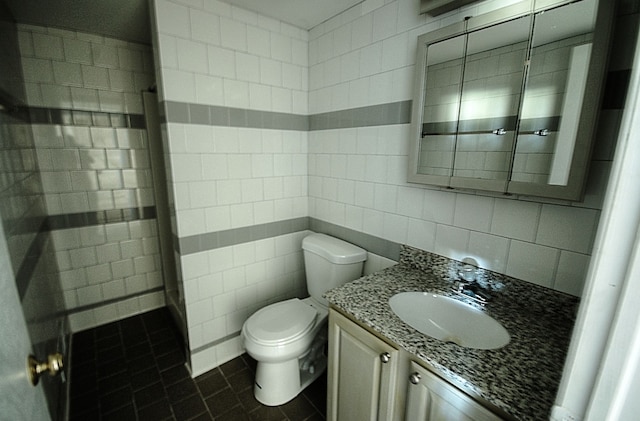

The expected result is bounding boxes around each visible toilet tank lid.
[302,233,367,264]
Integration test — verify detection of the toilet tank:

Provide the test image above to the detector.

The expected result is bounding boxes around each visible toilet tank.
[302,233,367,306]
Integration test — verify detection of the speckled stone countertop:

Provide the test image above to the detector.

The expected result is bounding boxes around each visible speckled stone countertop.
[324,246,579,421]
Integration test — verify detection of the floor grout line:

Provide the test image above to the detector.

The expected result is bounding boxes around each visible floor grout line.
[68,307,327,421]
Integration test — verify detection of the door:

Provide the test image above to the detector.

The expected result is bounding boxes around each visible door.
[405,361,501,421]
[0,223,51,420]
[327,309,400,421]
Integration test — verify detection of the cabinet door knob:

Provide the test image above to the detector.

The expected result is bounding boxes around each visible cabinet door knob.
[409,372,421,385]
[380,352,391,363]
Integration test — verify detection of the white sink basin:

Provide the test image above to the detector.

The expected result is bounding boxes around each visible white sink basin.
[389,292,510,349]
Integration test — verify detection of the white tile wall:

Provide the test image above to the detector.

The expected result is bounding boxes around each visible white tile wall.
[154,0,308,112]
[35,126,153,214]
[307,0,605,297]
[166,123,308,237]
[50,220,163,308]
[180,232,307,351]
[151,0,312,368]
[148,0,619,372]
[68,290,165,332]
[18,25,154,113]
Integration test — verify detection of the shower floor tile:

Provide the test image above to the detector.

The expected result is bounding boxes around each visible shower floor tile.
[68,307,326,421]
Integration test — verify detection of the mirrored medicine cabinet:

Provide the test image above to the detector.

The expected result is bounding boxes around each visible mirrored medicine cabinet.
[408,0,615,200]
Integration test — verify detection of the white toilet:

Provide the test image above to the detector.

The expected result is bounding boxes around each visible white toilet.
[241,233,367,406]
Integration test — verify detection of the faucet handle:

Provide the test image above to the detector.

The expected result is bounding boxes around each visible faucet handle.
[459,265,476,283]
[471,289,489,303]
[458,257,479,282]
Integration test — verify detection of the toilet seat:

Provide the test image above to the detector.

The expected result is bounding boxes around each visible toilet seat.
[244,298,317,346]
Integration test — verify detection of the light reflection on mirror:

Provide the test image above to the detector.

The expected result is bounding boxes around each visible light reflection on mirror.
[512,0,597,186]
[410,0,610,200]
[454,16,530,180]
[419,15,531,180]
[418,35,465,176]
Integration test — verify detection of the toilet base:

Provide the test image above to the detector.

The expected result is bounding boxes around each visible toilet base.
[254,352,327,406]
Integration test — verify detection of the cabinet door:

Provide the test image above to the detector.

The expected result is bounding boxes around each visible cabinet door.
[405,361,502,421]
[507,0,609,200]
[327,309,400,421]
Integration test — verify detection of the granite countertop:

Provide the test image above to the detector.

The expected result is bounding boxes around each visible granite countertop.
[324,246,579,421]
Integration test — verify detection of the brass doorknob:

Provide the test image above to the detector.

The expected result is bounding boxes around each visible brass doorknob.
[28,353,63,386]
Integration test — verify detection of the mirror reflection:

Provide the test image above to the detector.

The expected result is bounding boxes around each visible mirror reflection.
[418,15,532,181]
[454,16,530,181]
[418,35,465,176]
[411,0,605,200]
[512,0,597,186]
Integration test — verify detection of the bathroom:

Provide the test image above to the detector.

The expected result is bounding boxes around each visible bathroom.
[1,0,639,419]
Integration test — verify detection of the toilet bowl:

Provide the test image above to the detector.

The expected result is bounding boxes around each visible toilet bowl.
[242,297,328,405]
[241,233,366,406]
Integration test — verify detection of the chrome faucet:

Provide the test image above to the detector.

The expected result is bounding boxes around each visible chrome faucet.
[452,258,490,307]
[455,282,489,306]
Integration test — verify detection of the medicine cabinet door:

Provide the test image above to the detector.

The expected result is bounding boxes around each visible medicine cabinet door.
[508,0,605,199]
[449,15,531,192]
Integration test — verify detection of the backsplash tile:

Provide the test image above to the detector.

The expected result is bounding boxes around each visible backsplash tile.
[506,240,559,288]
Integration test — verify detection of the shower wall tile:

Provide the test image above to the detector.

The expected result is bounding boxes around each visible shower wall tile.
[16,24,162,332]
[50,219,163,312]
[18,25,154,114]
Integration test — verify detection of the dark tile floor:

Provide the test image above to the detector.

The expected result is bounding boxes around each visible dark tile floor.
[68,307,327,421]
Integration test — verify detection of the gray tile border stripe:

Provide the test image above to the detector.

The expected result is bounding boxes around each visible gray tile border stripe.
[174,216,399,262]
[191,331,241,354]
[308,218,401,262]
[23,287,165,324]
[2,104,147,129]
[16,223,48,302]
[162,100,310,131]
[176,217,311,255]
[0,88,144,128]
[309,100,412,130]
[161,100,413,131]
[14,207,158,302]
[46,206,157,231]
[64,286,164,316]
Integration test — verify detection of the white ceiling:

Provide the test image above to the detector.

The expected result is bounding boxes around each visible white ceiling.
[224,0,363,30]
[4,0,363,45]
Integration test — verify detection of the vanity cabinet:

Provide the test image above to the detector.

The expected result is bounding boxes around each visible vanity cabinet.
[405,361,502,421]
[328,308,504,421]
[327,309,403,421]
